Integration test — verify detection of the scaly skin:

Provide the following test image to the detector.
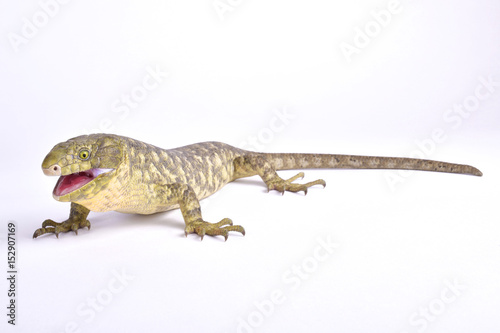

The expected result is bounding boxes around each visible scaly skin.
[33,134,482,240]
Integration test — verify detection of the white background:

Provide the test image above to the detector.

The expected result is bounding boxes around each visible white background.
[1,0,499,332]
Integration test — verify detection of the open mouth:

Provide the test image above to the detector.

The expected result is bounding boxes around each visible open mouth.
[53,168,113,197]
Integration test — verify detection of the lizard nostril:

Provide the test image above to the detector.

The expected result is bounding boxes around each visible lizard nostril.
[43,164,62,176]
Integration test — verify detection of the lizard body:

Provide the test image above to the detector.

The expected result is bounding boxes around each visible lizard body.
[33,134,482,240]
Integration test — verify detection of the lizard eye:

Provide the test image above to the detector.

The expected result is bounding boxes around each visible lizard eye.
[78,149,90,160]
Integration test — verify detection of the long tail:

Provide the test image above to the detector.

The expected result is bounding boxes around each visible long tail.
[262,153,483,176]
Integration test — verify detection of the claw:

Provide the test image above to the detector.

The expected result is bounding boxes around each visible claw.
[33,218,92,239]
[267,173,326,195]
[33,228,45,239]
[34,203,91,240]
[184,218,245,241]
[285,172,305,183]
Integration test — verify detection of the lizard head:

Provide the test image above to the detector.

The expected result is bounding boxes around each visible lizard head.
[42,134,124,202]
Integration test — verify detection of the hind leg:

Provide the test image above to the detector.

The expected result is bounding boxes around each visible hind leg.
[233,155,326,195]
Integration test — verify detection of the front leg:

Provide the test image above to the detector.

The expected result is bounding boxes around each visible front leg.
[162,183,245,241]
[33,202,91,238]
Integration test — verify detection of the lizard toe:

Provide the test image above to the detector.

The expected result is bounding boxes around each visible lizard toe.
[184,219,244,241]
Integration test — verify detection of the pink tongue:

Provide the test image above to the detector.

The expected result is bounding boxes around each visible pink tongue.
[54,171,94,197]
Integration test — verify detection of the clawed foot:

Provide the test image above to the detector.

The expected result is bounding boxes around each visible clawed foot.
[184,218,245,241]
[33,218,91,239]
[267,172,326,195]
